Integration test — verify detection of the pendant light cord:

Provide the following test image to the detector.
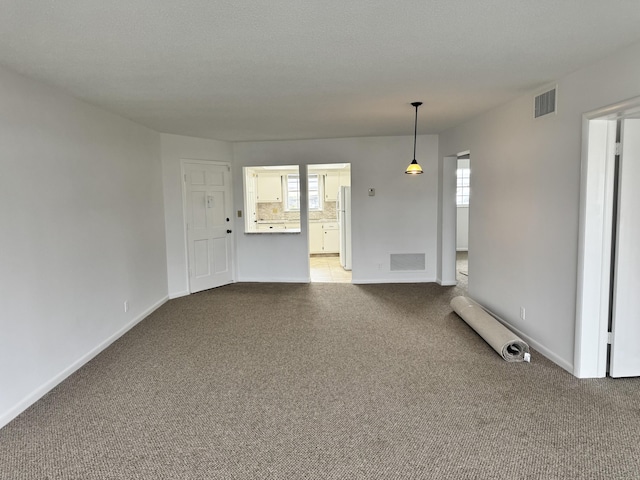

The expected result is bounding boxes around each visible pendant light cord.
[413,104,418,160]
[405,101,423,174]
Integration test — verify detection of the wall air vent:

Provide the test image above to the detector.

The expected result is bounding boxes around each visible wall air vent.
[390,253,425,271]
[534,87,557,118]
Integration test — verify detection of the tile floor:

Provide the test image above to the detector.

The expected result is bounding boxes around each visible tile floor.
[309,253,465,286]
[310,254,352,283]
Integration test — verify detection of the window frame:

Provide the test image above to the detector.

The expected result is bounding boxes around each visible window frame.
[456,167,470,206]
[285,173,322,211]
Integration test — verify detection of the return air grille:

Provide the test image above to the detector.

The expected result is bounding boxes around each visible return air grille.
[390,253,425,271]
[534,87,556,118]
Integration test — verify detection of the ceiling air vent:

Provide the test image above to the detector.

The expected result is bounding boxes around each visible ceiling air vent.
[534,87,556,118]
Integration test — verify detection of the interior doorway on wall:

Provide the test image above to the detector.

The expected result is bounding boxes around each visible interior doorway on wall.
[575,96,640,378]
[307,163,352,283]
[456,152,470,291]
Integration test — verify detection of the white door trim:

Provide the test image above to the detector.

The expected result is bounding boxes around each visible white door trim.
[180,159,235,294]
[574,96,640,378]
[437,155,459,286]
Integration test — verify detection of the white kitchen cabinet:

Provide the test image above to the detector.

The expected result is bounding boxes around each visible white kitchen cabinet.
[324,172,340,202]
[309,222,323,253]
[322,223,339,253]
[284,222,301,231]
[324,171,351,202]
[256,173,282,203]
[323,229,340,253]
[244,172,258,232]
[309,222,339,253]
[257,223,285,231]
[255,222,301,233]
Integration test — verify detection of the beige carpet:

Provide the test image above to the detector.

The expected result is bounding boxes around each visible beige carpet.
[1,282,640,479]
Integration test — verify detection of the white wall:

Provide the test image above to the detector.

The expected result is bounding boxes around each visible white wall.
[233,135,439,283]
[438,40,640,372]
[456,208,469,251]
[0,65,168,428]
[456,158,470,251]
[160,134,233,297]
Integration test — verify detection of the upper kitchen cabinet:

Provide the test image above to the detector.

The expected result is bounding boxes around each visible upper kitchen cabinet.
[324,172,340,202]
[339,170,351,187]
[256,173,282,202]
[309,164,350,202]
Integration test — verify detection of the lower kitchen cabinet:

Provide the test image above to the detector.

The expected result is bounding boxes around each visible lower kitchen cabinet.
[310,222,339,254]
[257,223,285,231]
[323,225,339,253]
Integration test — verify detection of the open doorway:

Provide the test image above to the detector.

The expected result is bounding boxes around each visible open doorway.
[307,163,351,283]
[575,96,640,378]
[456,153,470,291]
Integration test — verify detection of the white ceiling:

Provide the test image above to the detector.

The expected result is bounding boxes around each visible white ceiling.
[2,1,640,142]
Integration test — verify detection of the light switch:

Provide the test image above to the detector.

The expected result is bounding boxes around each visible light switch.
[368,188,375,196]
[237,210,243,218]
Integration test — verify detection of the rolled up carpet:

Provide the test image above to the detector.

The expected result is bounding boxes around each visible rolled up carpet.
[451,296,531,362]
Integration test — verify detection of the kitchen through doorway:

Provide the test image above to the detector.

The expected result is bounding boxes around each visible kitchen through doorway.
[308,163,352,283]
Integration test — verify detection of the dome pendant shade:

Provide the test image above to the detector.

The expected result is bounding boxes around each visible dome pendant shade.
[405,159,423,174]
[405,101,424,175]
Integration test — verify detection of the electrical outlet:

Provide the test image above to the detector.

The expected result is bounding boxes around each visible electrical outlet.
[124,300,129,313]
[520,306,526,320]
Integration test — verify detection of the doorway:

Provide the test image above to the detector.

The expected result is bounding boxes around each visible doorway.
[307,163,352,283]
[456,153,471,292]
[575,96,640,378]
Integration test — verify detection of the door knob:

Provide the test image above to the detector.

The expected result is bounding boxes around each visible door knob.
[227,229,232,233]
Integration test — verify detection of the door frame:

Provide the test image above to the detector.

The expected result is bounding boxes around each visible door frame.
[180,159,235,294]
[574,96,640,378]
[438,153,465,286]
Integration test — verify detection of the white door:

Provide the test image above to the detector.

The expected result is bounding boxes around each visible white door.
[184,162,233,293]
[610,118,640,377]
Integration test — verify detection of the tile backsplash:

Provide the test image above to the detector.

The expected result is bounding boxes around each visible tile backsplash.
[258,200,337,221]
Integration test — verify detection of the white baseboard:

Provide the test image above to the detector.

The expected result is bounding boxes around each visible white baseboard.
[0,295,169,430]
[479,303,574,374]
[352,277,437,285]
[169,290,190,299]
[237,277,310,283]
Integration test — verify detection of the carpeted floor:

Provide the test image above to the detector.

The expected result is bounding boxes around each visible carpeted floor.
[2,281,640,479]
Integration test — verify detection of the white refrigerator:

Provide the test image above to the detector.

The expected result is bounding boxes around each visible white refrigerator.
[337,186,352,270]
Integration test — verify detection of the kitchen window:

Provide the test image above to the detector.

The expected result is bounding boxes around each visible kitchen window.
[286,174,301,210]
[286,173,321,211]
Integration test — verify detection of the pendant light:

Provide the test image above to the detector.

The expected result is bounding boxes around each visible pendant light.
[405,101,424,175]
